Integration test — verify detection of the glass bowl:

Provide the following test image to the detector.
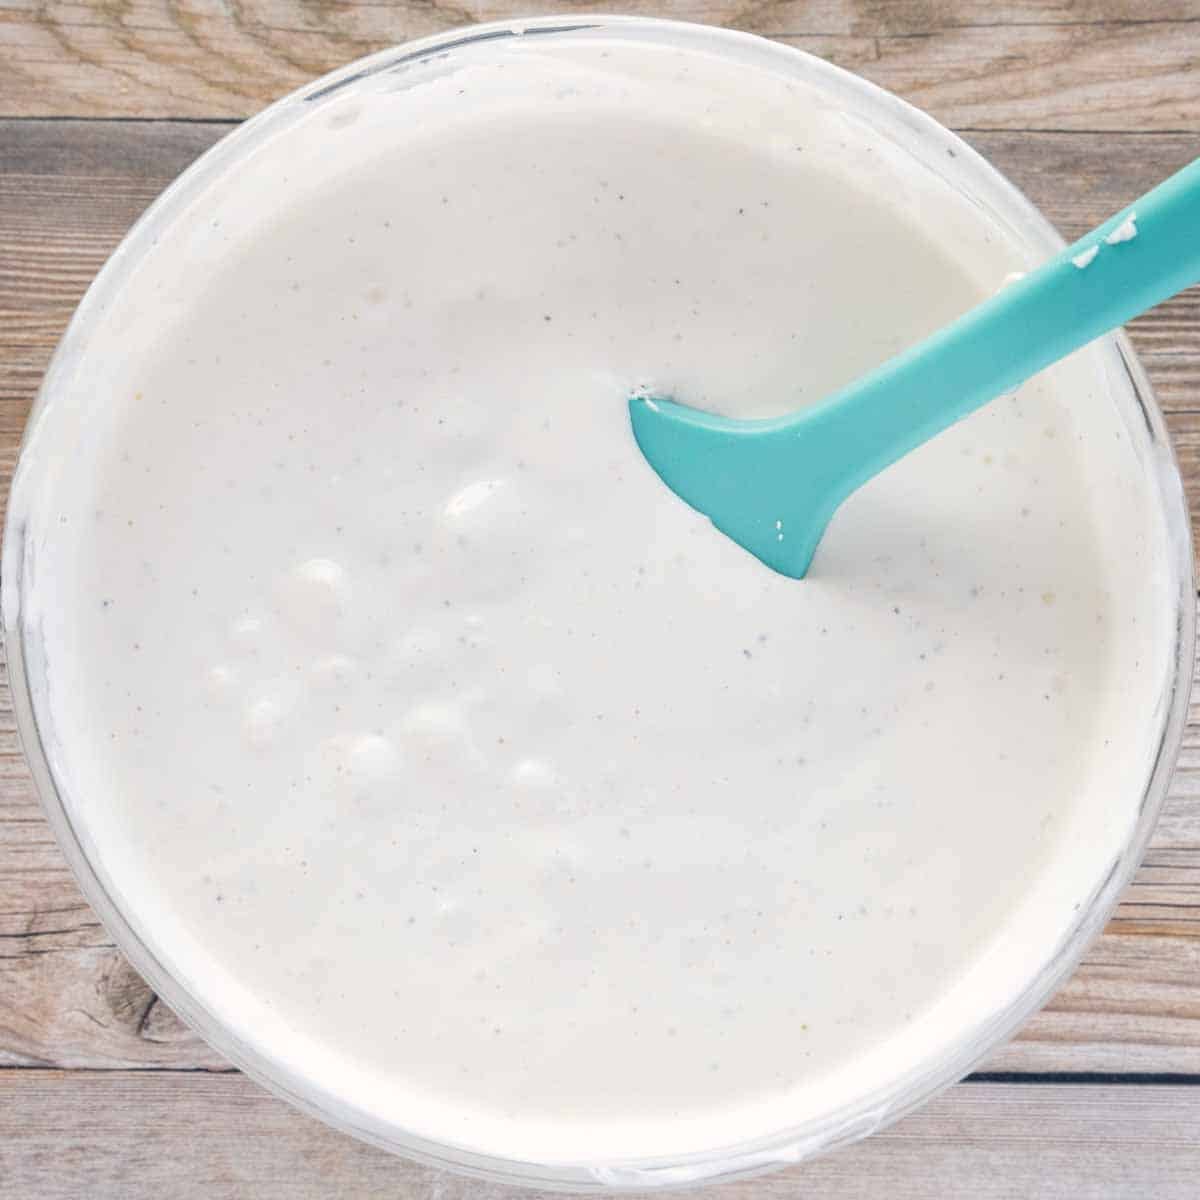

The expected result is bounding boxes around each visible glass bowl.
[3,14,1194,1192]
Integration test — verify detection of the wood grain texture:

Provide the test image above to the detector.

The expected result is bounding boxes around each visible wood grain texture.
[3,1074,1200,1198]
[0,0,1198,126]
[3,3,1200,1191]
[2,118,1200,1077]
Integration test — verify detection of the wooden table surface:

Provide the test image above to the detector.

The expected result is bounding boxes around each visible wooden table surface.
[2,2,1199,1196]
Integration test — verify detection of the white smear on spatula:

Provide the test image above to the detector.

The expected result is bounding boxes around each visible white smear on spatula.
[1104,213,1138,245]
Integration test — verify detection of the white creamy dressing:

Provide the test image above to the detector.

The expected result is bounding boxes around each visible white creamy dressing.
[8,32,1173,1165]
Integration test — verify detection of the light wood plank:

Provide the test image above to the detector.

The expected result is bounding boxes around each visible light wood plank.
[0,0,1198,127]
[3,120,1200,1074]
[3,1073,1200,1198]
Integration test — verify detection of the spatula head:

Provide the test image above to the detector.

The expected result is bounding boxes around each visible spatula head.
[628,396,845,580]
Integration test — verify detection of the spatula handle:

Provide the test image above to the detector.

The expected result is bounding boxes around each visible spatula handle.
[817,155,1200,491]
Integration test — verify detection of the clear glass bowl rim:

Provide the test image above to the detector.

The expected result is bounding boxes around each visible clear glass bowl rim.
[3,13,1195,1192]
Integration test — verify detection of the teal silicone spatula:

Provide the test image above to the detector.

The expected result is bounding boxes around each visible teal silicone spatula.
[629,156,1200,579]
